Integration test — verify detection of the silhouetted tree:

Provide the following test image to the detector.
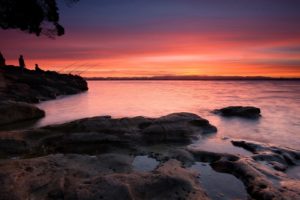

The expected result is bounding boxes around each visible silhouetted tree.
[0,0,79,37]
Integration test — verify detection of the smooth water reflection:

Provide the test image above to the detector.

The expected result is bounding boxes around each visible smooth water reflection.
[191,162,248,200]
[132,156,159,172]
[33,80,300,149]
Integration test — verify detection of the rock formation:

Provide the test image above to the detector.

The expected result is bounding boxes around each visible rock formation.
[0,66,88,103]
[213,106,261,118]
[0,113,216,199]
[0,101,45,126]
[0,112,299,200]
[188,140,300,200]
[0,112,217,157]
[0,157,209,200]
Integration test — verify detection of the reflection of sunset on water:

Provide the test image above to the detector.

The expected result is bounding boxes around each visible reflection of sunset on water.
[33,80,300,149]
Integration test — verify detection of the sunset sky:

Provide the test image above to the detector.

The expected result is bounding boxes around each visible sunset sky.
[1,0,300,77]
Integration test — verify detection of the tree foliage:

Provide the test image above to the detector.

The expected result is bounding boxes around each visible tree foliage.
[0,0,78,37]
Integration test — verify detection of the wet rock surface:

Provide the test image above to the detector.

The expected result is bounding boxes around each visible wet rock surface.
[0,66,88,103]
[0,101,45,126]
[0,112,299,200]
[0,113,215,200]
[0,113,217,157]
[0,156,209,200]
[213,106,261,118]
[188,140,300,200]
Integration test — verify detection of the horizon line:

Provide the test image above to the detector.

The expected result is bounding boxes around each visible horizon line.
[84,75,300,81]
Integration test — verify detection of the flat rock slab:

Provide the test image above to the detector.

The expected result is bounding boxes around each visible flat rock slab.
[0,156,209,200]
[0,113,217,157]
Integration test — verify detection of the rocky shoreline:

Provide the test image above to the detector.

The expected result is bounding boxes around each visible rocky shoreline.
[0,66,88,126]
[0,66,88,103]
[0,112,299,200]
[0,67,298,199]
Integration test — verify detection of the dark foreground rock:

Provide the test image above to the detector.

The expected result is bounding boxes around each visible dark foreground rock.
[0,157,209,200]
[232,140,300,171]
[0,113,215,200]
[0,112,217,156]
[188,140,300,200]
[0,66,88,103]
[0,113,299,200]
[0,101,45,126]
[213,106,261,118]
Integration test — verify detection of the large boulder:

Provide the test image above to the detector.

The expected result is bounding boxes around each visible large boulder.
[213,106,261,118]
[0,101,45,126]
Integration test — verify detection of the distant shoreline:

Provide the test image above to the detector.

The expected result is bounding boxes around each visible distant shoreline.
[85,76,300,81]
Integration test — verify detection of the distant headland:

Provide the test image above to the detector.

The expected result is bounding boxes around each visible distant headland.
[86,75,300,81]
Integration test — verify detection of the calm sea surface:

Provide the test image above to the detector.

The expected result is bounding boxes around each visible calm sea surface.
[32,80,300,149]
[2,80,299,200]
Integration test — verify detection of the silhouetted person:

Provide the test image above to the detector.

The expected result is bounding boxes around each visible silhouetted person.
[35,64,42,72]
[0,52,6,67]
[19,55,26,70]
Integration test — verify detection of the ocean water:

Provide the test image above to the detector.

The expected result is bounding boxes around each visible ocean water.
[2,80,299,200]
[20,80,300,149]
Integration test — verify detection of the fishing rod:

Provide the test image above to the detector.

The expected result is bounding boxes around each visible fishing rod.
[66,63,87,74]
[58,62,78,73]
[66,62,90,74]
[76,63,100,76]
[73,63,97,75]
